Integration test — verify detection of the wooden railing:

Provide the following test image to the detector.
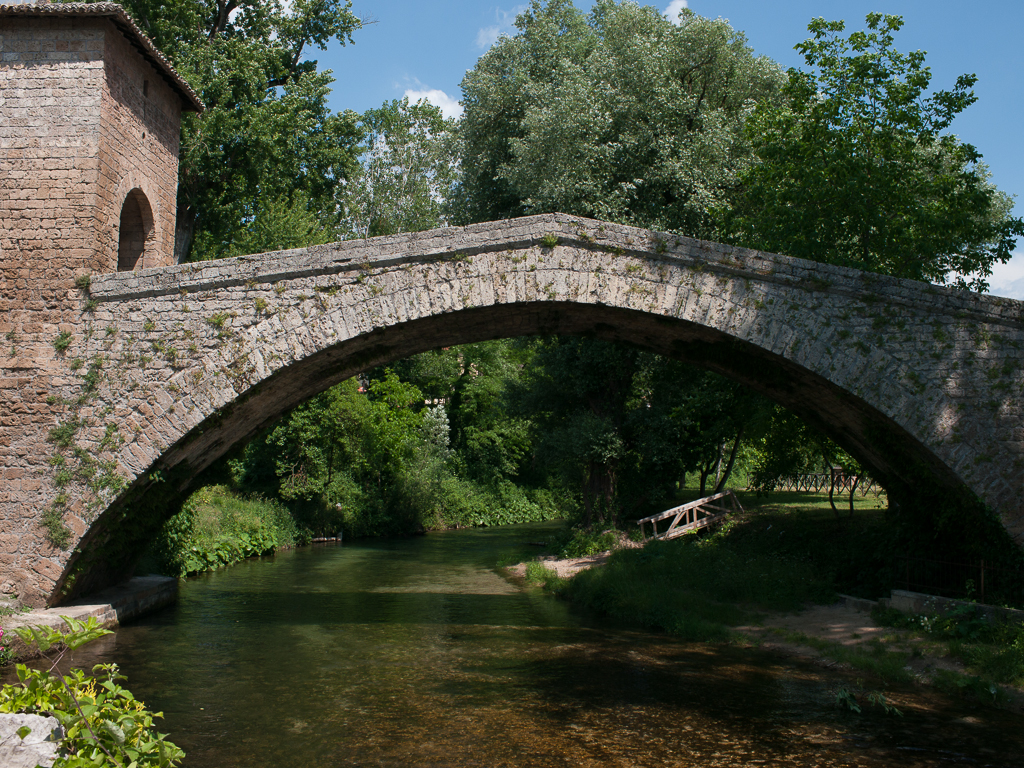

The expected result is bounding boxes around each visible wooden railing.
[770,471,879,496]
[637,490,743,541]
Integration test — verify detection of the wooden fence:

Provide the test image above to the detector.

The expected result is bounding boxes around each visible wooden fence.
[770,470,880,496]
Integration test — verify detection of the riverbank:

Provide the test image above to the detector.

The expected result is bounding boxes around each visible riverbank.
[508,536,1024,712]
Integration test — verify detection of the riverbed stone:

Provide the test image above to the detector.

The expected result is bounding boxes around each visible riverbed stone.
[0,713,60,768]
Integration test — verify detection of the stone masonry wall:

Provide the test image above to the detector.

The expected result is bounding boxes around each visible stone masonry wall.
[96,20,180,271]
[2,214,1022,605]
[1,17,107,600]
[0,12,183,601]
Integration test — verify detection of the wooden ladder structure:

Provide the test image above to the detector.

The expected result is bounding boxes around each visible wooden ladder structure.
[637,490,744,541]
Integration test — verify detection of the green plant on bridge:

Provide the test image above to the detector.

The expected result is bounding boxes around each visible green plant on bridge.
[1,615,185,767]
[53,331,72,353]
[41,504,72,550]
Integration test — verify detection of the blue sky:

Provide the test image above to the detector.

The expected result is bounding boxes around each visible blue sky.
[312,0,1024,297]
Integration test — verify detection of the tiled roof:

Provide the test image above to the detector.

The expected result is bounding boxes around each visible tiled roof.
[0,2,204,112]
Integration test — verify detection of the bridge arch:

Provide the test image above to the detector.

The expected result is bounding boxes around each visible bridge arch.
[8,214,1024,605]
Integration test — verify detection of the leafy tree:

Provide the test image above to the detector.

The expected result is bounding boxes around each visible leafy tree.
[344,97,459,238]
[630,360,767,497]
[748,407,865,516]
[457,0,784,238]
[728,13,1022,289]
[512,338,639,527]
[101,0,364,261]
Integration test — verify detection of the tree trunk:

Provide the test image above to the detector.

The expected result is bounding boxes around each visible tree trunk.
[829,466,839,517]
[699,462,712,496]
[847,474,861,517]
[713,440,725,488]
[174,210,196,264]
[715,427,744,494]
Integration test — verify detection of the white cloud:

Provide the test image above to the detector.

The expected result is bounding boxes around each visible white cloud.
[477,5,527,50]
[476,26,502,49]
[988,251,1024,300]
[663,0,688,24]
[404,88,463,120]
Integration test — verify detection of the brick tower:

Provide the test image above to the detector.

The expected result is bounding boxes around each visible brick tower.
[0,2,201,602]
[0,1,202,275]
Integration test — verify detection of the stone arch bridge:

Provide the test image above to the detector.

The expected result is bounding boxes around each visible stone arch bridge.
[3,214,1023,606]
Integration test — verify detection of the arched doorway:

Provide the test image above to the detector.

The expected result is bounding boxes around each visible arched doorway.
[117,188,155,271]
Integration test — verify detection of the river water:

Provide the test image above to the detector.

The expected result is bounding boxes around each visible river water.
[49,523,1024,766]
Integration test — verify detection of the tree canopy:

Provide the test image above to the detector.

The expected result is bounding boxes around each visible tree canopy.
[105,0,364,261]
[343,97,459,238]
[727,13,1023,289]
[457,0,784,239]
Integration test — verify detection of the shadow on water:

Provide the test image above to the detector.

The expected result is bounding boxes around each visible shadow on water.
[21,523,1024,767]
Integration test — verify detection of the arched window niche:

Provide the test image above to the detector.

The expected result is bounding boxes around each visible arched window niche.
[117,188,155,272]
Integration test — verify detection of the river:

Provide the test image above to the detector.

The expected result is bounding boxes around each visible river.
[48,523,1024,766]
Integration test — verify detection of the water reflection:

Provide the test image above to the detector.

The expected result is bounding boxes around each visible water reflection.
[32,525,1024,766]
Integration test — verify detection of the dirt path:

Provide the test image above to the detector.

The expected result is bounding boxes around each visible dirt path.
[506,551,614,580]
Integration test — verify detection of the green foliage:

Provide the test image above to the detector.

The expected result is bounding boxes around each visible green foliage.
[2,616,184,767]
[524,561,566,590]
[833,685,903,716]
[728,13,1022,289]
[48,419,82,448]
[42,506,72,550]
[930,669,1006,704]
[344,97,458,237]
[206,313,229,329]
[228,191,336,256]
[151,485,299,577]
[105,0,362,261]
[701,492,894,599]
[548,526,620,558]
[219,341,569,543]
[53,331,72,353]
[458,0,784,238]
[565,532,835,641]
[511,339,767,527]
[0,632,14,667]
[874,604,1024,687]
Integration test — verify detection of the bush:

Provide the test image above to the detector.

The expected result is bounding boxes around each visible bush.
[2,617,184,767]
[874,604,1024,687]
[548,526,621,558]
[152,486,300,577]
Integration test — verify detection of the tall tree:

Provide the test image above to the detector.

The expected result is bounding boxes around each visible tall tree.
[457,0,784,238]
[102,0,364,261]
[343,98,459,238]
[727,13,1022,289]
[456,1,786,524]
[513,339,639,528]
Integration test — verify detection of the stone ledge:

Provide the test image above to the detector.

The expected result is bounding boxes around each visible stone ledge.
[837,593,879,612]
[1,575,176,659]
[879,589,1024,623]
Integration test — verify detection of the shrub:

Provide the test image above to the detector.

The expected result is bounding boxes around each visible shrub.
[2,616,184,767]
[53,331,72,352]
[152,486,299,577]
